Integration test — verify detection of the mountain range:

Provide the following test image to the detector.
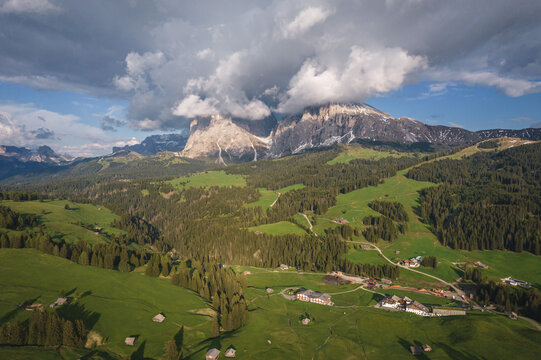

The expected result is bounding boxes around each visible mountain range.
[0,145,74,180]
[179,103,541,163]
[2,103,541,179]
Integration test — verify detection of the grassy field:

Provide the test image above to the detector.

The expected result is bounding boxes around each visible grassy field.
[327,144,414,165]
[248,221,307,236]
[316,168,541,287]
[0,199,124,245]
[183,265,541,360]
[167,170,246,189]
[0,249,212,359]
[246,184,306,211]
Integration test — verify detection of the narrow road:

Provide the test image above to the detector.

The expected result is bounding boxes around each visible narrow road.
[348,240,468,303]
[269,192,281,208]
[299,213,317,236]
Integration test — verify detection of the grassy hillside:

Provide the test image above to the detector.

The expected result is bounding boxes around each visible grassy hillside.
[246,184,305,211]
[249,221,307,236]
[0,249,212,359]
[182,265,541,360]
[327,143,414,164]
[317,168,541,287]
[168,170,246,189]
[0,199,124,245]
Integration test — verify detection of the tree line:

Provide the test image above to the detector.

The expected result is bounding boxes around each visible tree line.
[0,310,86,347]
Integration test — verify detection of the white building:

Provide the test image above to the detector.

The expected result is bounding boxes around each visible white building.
[296,289,332,306]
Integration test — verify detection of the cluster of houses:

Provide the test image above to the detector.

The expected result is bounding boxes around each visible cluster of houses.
[296,289,333,306]
[379,295,467,317]
[501,276,531,288]
[399,256,422,268]
[206,347,236,359]
[379,295,432,316]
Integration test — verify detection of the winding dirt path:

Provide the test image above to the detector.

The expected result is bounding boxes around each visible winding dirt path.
[348,240,469,303]
[269,192,281,208]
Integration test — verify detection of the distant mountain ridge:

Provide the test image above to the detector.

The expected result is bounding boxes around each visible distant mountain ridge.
[180,103,541,162]
[112,133,188,155]
[0,144,74,180]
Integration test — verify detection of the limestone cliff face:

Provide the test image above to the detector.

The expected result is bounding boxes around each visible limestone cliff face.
[181,103,541,161]
[181,115,273,164]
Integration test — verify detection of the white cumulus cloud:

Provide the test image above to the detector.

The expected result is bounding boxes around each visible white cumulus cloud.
[278,46,427,113]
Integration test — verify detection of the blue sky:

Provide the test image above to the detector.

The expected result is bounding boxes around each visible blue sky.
[1,0,540,156]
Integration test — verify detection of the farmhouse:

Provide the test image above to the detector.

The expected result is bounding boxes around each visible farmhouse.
[206,348,220,360]
[360,244,371,250]
[379,296,432,316]
[508,312,518,320]
[152,313,166,322]
[405,301,432,316]
[296,289,332,306]
[279,264,289,270]
[266,288,274,294]
[25,303,43,311]
[242,270,251,275]
[501,276,530,288]
[125,337,136,346]
[422,344,432,352]
[225,347,236,357]
[49,297,68,308]
[380,278,392,284]
[301,317,311,325]
[380,295,402,309]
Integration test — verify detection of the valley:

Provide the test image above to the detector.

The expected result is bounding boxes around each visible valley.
[1,138,540,359]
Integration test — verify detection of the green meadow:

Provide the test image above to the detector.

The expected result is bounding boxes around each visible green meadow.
[316,168,541,288]
[248,221,307,236]
[185,266,541,360]
[0,249,212,359]
[246,184,306,211]
[168,170,246,189]
[0,199,124,245]
[327,144,413,164]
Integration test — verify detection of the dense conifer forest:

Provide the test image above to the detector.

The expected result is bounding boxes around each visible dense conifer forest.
[408,142,541,254]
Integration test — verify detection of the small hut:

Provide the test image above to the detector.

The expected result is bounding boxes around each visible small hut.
[410,346,423,355]
[152,313,166,323]
[301,318,311,325]
[205,348,220,360]
[125,337,136,346]
[422,344,432,352]
[508,312,518,320]
[243,270,251,275]
[266,288,274,294]
[225,347,236,358]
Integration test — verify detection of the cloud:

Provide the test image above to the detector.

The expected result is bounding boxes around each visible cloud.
[172,95,218,118]
[0,0,57,14]
[281,6,333,38]
[0,0,540,131]
[454,71,541,97]
[196,48,214,60]
[100,115,126,132]
[511,116,531,122]
[277,46,427,113]
[0,103,139,156]
[113,51,166,92]
[31,127,55,139]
